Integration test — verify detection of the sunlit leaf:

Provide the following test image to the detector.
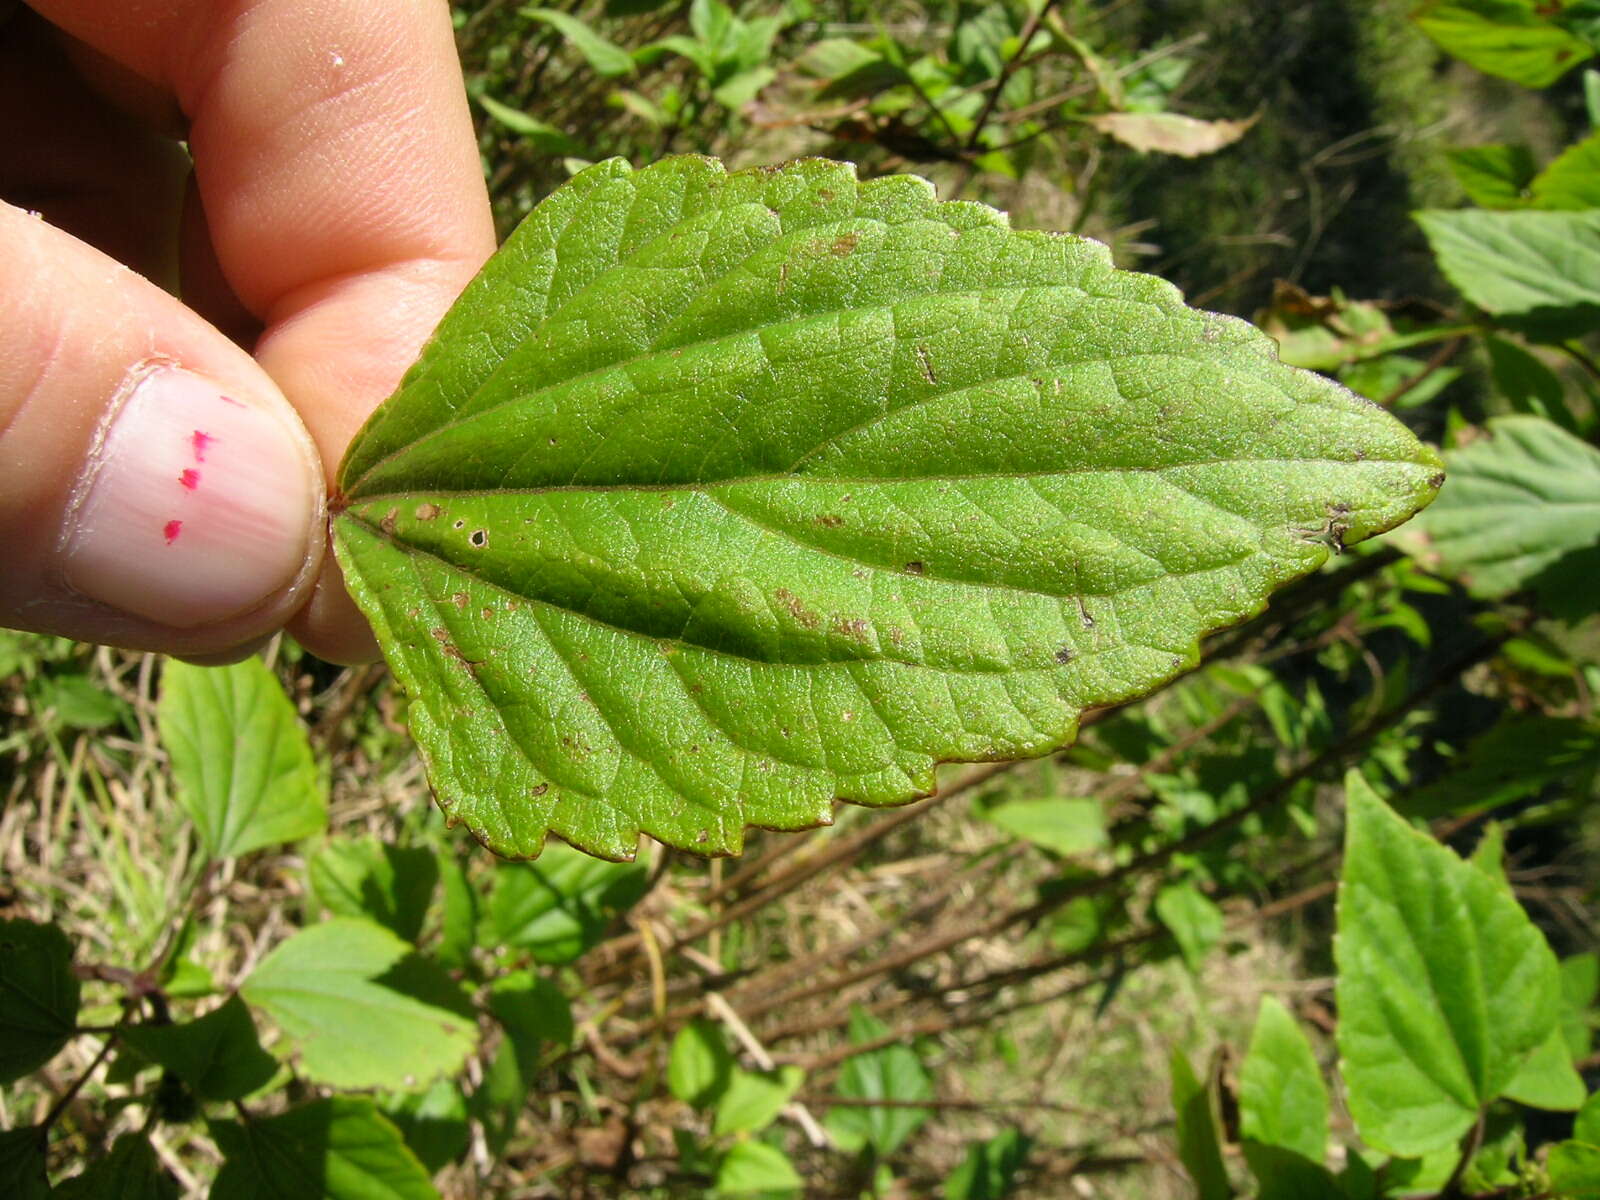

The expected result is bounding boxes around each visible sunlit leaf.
[332,155,1441,860]
[211,1097,438,1200]
[1414,0,1594,87]
[158,657,326,860]
[1335,771,1562,1157]
[1398,416,1600,618]
[241,919,477,1091]
[1086,110,1258,157]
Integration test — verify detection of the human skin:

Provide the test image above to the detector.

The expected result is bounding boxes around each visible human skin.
[0,0,496,663]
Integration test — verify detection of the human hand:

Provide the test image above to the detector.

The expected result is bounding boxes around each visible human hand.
[0,0,495,663]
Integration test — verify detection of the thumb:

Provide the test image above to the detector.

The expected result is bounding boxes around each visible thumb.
[0,202,324,658]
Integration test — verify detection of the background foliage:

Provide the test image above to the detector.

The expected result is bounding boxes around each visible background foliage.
[4,1,1600,1197]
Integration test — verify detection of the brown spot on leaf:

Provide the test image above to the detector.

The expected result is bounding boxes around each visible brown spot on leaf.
[531,783,549,797]
[415,502,441,521]
[774,587,821,629]
[380,507,399,535]
[469,529,488,548]
[915,344,937,385]
[1429,472,1445,489]
[904,561,926,575]
[832,617,871,642]
[817,514,844,527]
[830,233,859,256]
[1055,646,1075,664]
[452,592,469,609]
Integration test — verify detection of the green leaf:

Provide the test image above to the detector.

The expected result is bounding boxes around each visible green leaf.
[825,1007,932,1155]
[1415,208,1600,339]
[54,1133,178,1200]
[331,155,1442,860]
[380,1080,470,1175]
[1154,881,1224,973]
[518,7,635,77]
[0,918,79,1084]
[1446,144,1538,207]
[979,795,1105,857]
[120,995,276,1101]
[1240,996,1328,1164]
[1577,1089,1600,1144]
[434,855,477,970]
[1552,1138,1600,1197]
[944,1128,1031,1200]
[1414,0,1594,86]
[1531,131,1600,208]
[714,1065,804,1136]
[475,95,586,157]
[1399,416,1600,618]
[487,843,647,962]
[1501,1025,1587,1109]
[1402,716,1600,819]
[240,918,477,1090]
[33,673,125,731]
[1242,1144,1343,1200]
[1334,771,1564,1157]
[1484,336,1570,427]
[308,836,439,944]
[715,1140,803,1196]
[158,657,326,860]
[489,970,573,1075]
[211,1097,439,1200]
[1563,953,1599,1058]
[0,1128,49,1200]
[668,1018,736,1108]
[1170,1048,1229,1200]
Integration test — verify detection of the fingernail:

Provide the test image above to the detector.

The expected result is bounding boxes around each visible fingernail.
[62,364,321,629]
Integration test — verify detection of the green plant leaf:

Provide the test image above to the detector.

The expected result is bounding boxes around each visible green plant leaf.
[715,1140,802,1196]
[210,1097,439,1200]
[330,155,1441,860]
[714,1065,804,1136]
[1446,144,1538,207]
[1577,1089,1600,1145]
[1414,209,1600,339]
[943,1128,1030,1200]
[1240,996,1328,1164]
[1154,881,1224,972]
[158,657,326,860]
[1500,1025,1587,1109]
[668,1018,736,1108]
[978,795,1105,857]
[0,1128,49,1200]
[1562,953,1599,1058]
[308,836,439,944]
[1398,416,1600,618]
[1531,130,1600,208]
[1170,1048,1229,1200]
[53,1133,179,1200]
[1334,771,1563,1157]
[380,1080,470,1175]
[486,842,648,962]
[0,918,79,1084]
[475,95,587,157]
[435,855,477,970]
[488,970,574,1075]
[518,7,635,76]
[1552,1143,1600,1197]
[240,918,477,1090]
[120,995,276,1102]
[1414,0,1594,86]
[825,1007,933,1155]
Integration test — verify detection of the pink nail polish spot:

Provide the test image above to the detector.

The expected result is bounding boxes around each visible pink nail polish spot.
[218,395,245,408]
[179,468,200,490]
[192,430,215,461]
[164,520,183,544]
